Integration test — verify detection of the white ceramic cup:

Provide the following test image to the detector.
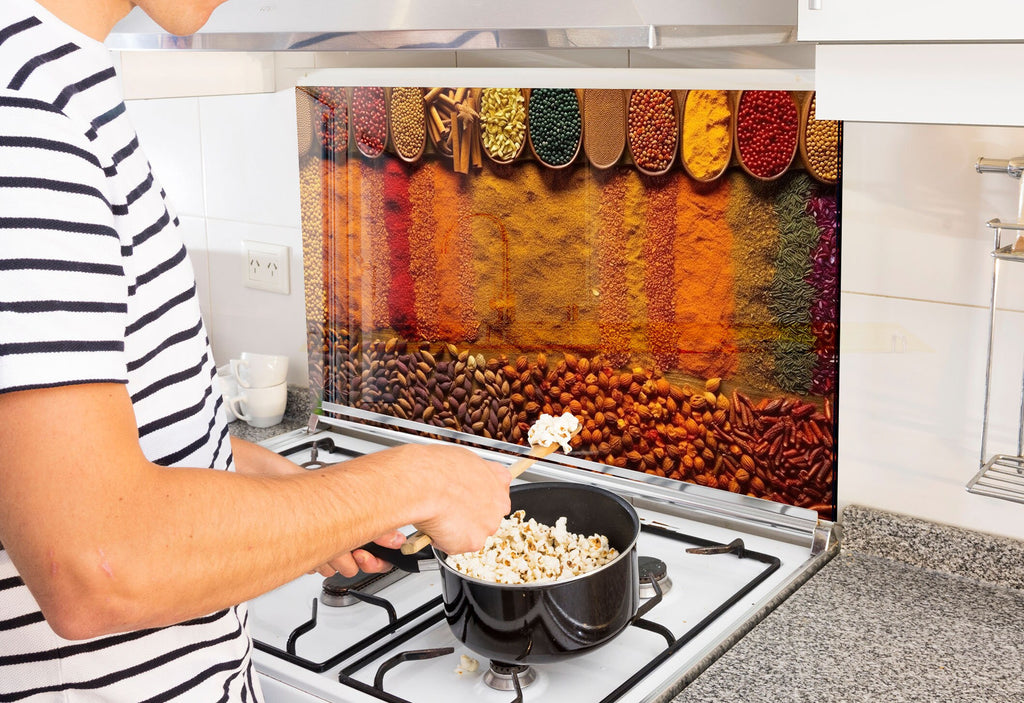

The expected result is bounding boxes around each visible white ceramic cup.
[227,382,288,428]
[231,352,289,389]
[216,364,239,422]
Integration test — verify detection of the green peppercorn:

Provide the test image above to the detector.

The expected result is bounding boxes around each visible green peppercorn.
[527,88,582,167]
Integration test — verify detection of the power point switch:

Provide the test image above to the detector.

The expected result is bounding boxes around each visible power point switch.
[243,241,290,294]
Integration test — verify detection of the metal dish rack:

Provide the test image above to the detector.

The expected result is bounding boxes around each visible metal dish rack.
[968,156,1024,504]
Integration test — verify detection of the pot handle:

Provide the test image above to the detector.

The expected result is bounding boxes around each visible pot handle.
[359,542,436,573]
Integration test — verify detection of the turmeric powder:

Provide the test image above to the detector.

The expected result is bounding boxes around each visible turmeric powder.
[682,90,732,181]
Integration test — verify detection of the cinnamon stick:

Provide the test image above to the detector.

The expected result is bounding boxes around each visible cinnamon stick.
[452,113,464,172]
[429,106,445,137]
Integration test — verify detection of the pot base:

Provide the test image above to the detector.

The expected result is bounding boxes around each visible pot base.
[483,661,538,691]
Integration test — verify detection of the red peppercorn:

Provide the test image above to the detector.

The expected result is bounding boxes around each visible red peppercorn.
[352,86,388,158]
[735,90,798,179]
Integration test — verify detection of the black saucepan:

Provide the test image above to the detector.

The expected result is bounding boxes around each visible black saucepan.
[363,481,656,664]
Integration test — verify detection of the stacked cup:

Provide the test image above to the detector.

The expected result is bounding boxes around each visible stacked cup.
[225,352,289,428]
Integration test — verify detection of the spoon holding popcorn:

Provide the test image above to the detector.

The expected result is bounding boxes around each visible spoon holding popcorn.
[399,412,581,555]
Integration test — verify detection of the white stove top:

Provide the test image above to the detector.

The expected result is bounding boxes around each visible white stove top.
[249,419,835,703]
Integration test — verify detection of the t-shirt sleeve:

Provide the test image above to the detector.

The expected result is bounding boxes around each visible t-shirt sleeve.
[0,95,129,394]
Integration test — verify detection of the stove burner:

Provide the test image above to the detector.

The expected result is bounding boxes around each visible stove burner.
[301,441,333,470]
[638,555,672,599]
[320,568,408,607]
[483,661,538,691]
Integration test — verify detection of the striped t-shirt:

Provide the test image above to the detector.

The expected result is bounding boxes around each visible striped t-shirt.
[0,0,261,700]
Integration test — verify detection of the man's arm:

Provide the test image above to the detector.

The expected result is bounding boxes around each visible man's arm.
[0,383,511,640]
[229,434,405,577]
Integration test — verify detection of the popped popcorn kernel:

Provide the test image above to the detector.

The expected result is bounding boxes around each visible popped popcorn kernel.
[527,412,580,453]
[445,510,618,584]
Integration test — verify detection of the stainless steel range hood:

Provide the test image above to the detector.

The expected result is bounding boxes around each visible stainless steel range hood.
[106,0,797,52]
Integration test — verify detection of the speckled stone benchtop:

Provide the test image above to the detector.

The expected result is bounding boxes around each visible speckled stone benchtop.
[227,385,315,444]
[670,504,1024,702]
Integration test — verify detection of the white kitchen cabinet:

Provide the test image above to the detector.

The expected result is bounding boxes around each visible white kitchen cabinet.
[813,43,1024,126]
[798,0,1024,42]
[800,1,1024,126]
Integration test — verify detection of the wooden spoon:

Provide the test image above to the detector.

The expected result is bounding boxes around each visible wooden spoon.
[399,438,574,555]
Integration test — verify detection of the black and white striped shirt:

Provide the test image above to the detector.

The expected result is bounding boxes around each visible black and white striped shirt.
[0,0,261,699]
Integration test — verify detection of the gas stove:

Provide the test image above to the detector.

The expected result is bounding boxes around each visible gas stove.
[249,414,837,703]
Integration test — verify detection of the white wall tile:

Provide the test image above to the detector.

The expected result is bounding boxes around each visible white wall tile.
[204,218,307,385]
[125,97,206,218]
[198,90,302,229]
[841,121,1024,310]
[838,292,1024,539]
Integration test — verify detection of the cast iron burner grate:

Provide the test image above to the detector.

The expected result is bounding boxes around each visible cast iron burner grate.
[253,524,781,703]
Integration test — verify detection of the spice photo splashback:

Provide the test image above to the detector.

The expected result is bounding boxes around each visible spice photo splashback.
[297,86,841,520]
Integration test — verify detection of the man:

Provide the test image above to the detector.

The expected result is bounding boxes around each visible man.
[0,0,512,699]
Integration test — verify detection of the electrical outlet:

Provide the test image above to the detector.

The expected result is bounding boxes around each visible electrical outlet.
[243,241,290,294]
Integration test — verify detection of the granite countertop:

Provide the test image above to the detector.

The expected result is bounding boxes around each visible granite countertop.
[672,505,1024,702]
[227,385,314,443]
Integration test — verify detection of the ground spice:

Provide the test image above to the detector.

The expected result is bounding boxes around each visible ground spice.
[356,161,387,331]
[724,173,781,391]
[381,158,417,336]
[469,161,599,351]
[583,89,626,169]
[596,168,637,367]
[324,158,365,338]
[367,162,392,328]
[430,164,478,341]
[641,176,679,370]
[404,161,441,340]
[681,90,732,181]
[672,177,737,380]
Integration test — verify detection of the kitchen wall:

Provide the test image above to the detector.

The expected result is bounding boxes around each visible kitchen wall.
[126,90,308,386]
[123,77,1024,541]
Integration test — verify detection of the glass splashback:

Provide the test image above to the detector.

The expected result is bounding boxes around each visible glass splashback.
[297,83,840,520]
